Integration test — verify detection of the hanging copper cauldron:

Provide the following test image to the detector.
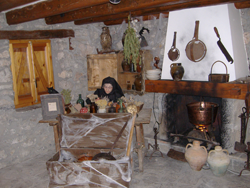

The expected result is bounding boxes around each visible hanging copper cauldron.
[186,101,219,126]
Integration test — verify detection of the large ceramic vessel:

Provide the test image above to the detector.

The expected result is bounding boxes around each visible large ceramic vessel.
[170,63,184,81]
[185,140,207,171]
[207,146,230,176]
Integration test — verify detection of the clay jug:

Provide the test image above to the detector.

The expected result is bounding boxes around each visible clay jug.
[122,59,130,72]
[136,63,142,73]
[185,140,207,171]
[207,146,230,176]
[108,104,116,113]
[170,63,184,81]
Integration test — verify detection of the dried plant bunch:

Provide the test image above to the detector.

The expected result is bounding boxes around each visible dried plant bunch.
[87,94,98,102]
[124,15,141,66]
[95,98,108,109]
[127,103,138,114]
[121,96,143,107]
[61,89,72,104]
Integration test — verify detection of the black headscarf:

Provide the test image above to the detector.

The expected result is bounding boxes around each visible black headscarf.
[94,77,124,102]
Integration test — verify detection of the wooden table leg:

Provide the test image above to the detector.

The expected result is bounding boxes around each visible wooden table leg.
[139,123,145,146]
[135,123,145,172]
[50,123,60,152]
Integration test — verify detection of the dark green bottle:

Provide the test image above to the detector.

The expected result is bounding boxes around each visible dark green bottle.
[76,94,84,107]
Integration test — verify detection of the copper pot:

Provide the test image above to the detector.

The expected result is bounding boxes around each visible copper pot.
[187,101,219,126]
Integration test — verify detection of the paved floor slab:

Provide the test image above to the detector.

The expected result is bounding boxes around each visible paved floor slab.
[0,150,249,188]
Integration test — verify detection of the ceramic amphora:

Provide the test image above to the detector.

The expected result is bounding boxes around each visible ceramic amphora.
[185,140,207,171]
[207,146,230,176]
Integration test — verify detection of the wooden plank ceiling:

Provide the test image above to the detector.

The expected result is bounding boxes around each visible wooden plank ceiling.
[1,0,250,26]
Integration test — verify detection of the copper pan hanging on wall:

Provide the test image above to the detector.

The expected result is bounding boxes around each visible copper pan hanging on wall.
[168,31,180,61]
[185,20,207,62]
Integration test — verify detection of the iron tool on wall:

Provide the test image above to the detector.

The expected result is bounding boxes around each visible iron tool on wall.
[214,27,234,64]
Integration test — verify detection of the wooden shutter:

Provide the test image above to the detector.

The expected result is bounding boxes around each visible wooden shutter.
[9,40,54,108]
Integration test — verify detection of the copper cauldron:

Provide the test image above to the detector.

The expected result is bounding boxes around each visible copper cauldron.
[186,101,219,126]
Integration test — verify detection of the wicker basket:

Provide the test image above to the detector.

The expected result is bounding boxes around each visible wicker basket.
[208,61,229,83]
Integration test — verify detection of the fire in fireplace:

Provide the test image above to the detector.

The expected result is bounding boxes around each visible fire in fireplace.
[165,94,222,148]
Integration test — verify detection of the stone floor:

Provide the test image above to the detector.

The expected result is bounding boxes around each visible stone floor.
[0,148,250,188]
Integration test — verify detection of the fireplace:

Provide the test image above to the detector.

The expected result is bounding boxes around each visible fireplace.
[165,94,222,147]
[161,93,247,153]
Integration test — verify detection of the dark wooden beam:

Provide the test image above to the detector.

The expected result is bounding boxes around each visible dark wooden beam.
[0,0,39,12]
[46,0,248,25]
[46,0,189,25]
[235,1,250,9]
[103,13,169,26]
[6,0,109,25]
[0,29,75,40]
[74,6,169,25]
[145,80,248,100]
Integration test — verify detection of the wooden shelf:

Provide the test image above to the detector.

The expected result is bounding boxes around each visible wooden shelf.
[145,79,249,100]
[119,71,140,74]
[117,50,152,94]
[123,89,143,95]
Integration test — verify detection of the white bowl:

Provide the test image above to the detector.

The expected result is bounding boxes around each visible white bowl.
[146,69,161,75]
[146,72,161,76]
[146,75,161,80]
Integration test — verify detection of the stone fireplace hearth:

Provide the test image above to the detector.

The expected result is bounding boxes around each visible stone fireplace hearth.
[159,94,248,154]
[165,94,222,147]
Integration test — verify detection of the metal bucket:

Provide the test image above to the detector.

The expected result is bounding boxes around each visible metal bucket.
[186,101,219,126]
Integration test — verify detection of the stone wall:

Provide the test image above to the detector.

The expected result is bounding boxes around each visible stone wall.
[0,8,249,169]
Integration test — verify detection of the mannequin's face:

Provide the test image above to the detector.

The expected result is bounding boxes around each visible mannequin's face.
[103,83,113,94]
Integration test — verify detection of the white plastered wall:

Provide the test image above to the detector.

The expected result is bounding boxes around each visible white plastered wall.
[161,4,249,81]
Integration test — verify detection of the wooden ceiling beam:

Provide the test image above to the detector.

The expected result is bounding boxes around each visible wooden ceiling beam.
[46,0,248,25]
[235,1,250,9]
[103,13,169,26]
[74,0,248,26]
[45,0,191,25]
[74,6,171,25]
[0,29,74,40]
[6,0,109,25]
[0,0,39,12]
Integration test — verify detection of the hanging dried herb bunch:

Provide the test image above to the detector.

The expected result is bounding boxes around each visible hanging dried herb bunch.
[123,15,141,67]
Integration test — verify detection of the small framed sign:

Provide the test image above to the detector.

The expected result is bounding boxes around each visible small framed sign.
[40,94,64,120]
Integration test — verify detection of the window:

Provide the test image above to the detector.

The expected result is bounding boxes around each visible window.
[9,40,55,108]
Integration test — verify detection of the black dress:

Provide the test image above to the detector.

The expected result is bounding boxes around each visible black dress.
[86,77,124,104]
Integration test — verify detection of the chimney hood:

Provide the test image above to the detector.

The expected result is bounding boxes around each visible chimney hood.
[161,4,249,82]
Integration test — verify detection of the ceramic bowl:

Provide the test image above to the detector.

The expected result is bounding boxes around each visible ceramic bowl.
[146,69,161,75]
[146,74,161,80]
[146,73,161,77]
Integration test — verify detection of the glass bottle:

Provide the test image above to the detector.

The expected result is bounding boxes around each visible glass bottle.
[130,63,135,72]
[108,103,116,113]
[90,102,97,113]
[76,94,85,107]
[118,100,126,113]
[127,80,131,90]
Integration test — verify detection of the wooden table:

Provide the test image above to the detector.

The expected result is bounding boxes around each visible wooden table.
[39,119,60,152]
[39,108,152,172]
[134,108,152,172]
